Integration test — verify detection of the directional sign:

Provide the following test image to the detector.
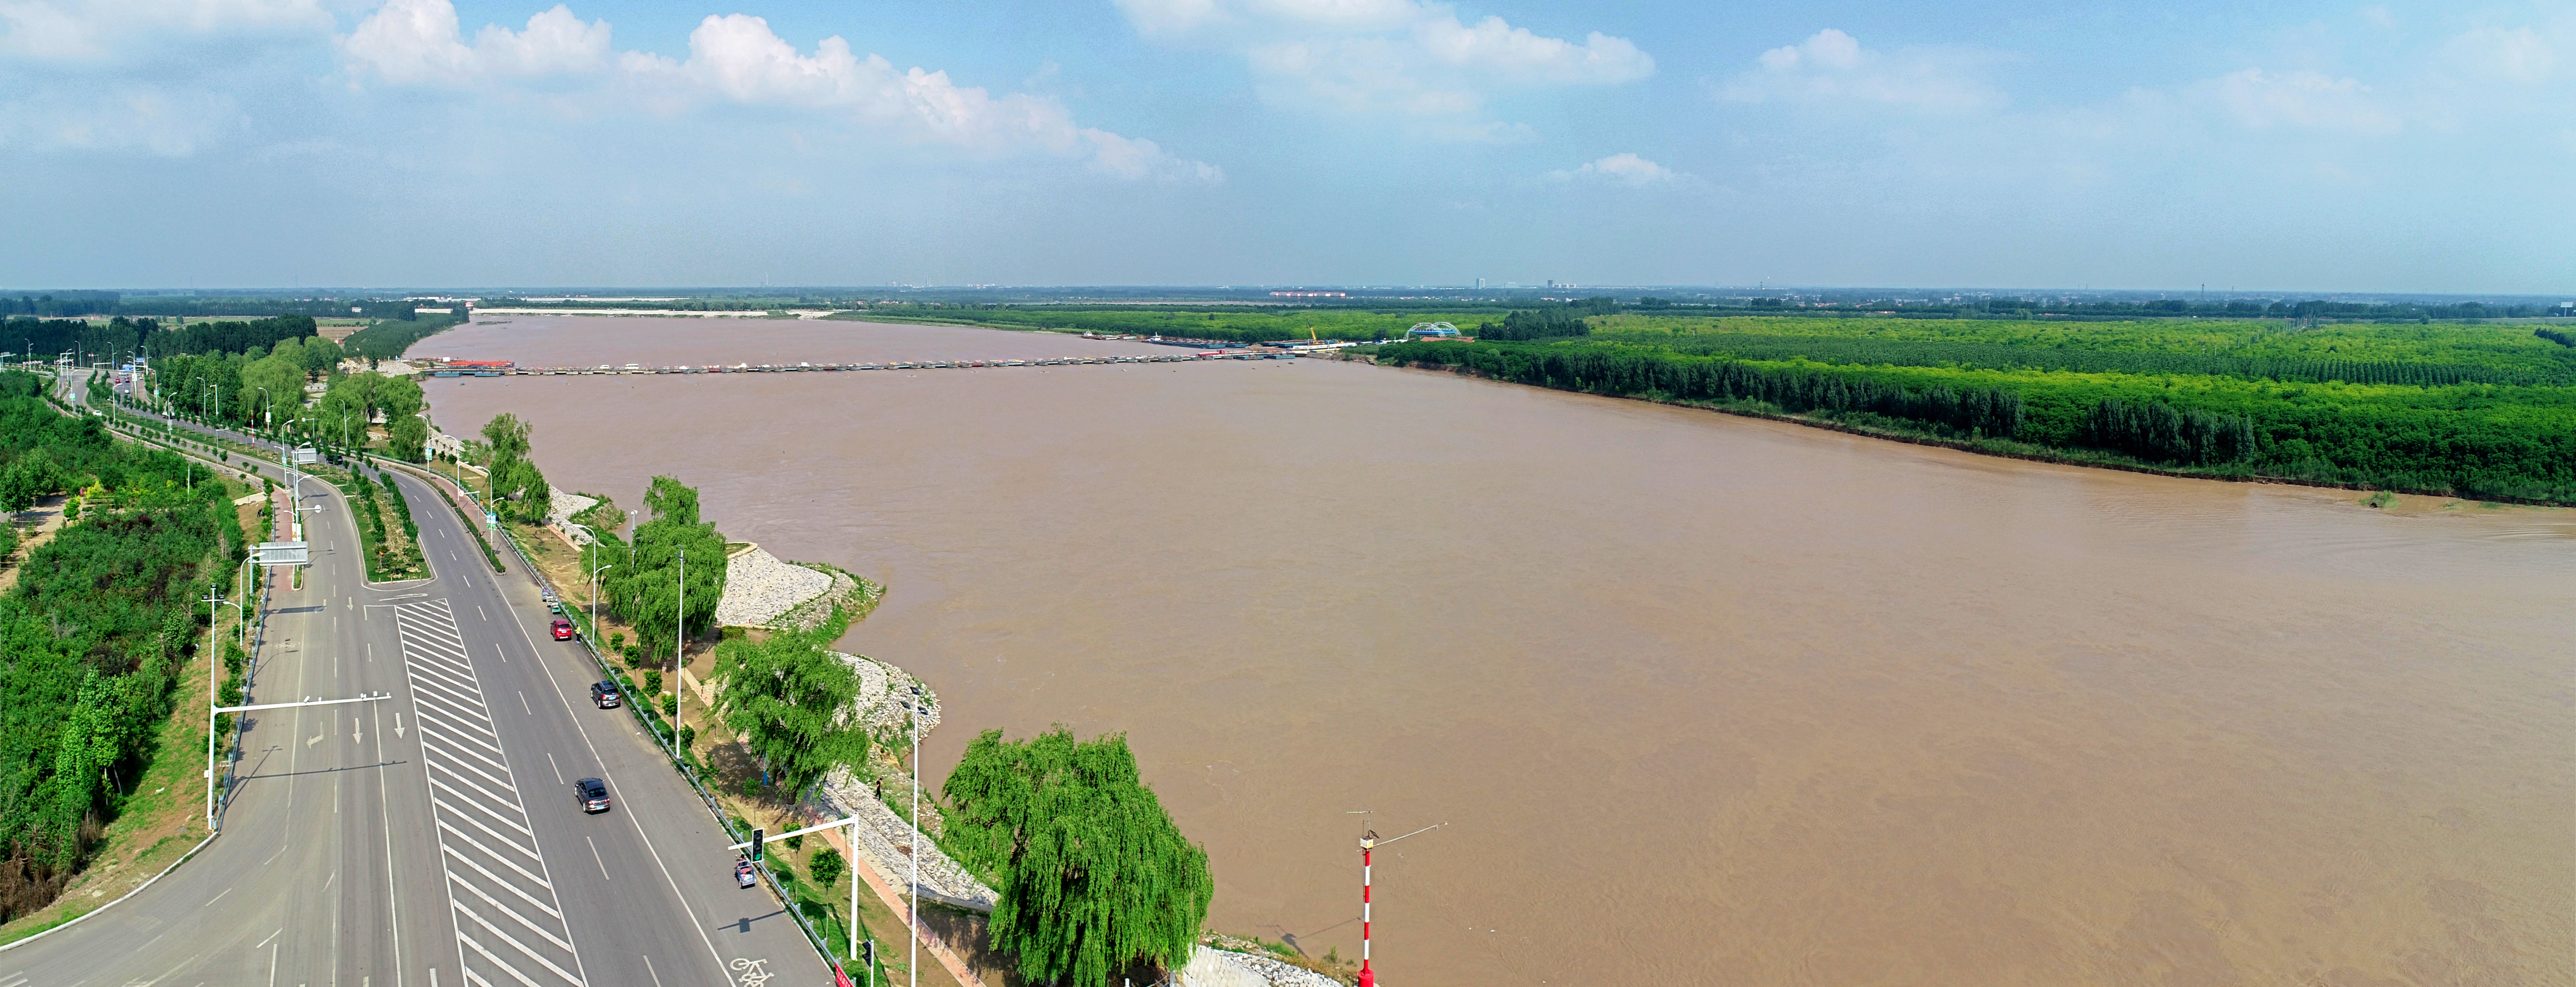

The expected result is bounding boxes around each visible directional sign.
[292,446,320,465]
[252,541,309,566]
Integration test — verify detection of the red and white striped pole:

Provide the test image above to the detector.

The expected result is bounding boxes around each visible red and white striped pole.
[1358,830,1377,987]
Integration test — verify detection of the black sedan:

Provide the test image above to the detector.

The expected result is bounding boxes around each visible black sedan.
[589,680,621,708]
[574,777,610,813]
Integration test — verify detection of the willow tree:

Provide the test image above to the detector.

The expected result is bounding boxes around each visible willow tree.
[712,624,869,803]
[479,413,551,523]
[604,475,724,661]
[942,727,1212,986]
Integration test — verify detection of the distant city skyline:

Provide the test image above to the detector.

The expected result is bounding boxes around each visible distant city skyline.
[2,0,2569,292]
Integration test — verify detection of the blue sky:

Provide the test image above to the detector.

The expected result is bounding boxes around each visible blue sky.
[2,0,2569,292]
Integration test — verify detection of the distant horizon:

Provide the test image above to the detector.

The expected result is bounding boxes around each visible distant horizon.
[5,285,2568,303]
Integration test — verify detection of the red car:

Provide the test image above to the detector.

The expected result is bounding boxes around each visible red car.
[551,619,574,640]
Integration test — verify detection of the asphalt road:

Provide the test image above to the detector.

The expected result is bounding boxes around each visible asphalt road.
[3,390,828,987]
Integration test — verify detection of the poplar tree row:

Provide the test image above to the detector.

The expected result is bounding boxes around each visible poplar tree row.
[1378,342,2024,438]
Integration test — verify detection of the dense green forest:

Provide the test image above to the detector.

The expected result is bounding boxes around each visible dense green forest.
[0,370,244,920]
[837,304,1514,343]
[1,293,416,320]
[1589,314,2576,379]
[342,311,464,362]
[5,315,318,368]
[151,336,342,431]
[1370,334,2576,503]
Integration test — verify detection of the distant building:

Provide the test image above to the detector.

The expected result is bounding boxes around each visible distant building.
[1269,291,1348,298]
[1405,322,1464,341]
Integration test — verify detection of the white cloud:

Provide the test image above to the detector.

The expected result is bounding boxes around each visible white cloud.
[1718,29,2003,112]
[1118,0,1650,133]
[0,0,329,62]
[2193,67,2401,134]
[2438,26,2555,86]
[1412,16,1650,84]
[1546,152,1680,186]
[0,83,242,154]
[339,1,1214,181]
[342,0,614,84]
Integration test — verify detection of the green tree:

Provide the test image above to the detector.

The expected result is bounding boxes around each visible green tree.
[808,846,844,888]
[375,374,424,423]
[942,727,1213,986]
[388,415,429,462]
[297,337,343,379]
[479,413,551,523]
[237,351,305,431]
[712,626,869,805]
[1,450,61,512]
[605,475,725,661]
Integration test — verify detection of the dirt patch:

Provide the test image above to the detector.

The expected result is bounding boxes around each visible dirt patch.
[0,494,70,594]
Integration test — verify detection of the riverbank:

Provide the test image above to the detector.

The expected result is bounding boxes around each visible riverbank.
[1355,352,2576,510]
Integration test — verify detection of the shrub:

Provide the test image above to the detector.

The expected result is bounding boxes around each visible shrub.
[810,847,844,887]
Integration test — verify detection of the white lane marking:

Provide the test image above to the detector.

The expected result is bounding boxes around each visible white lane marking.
[138,951,200,986]
[371,701,406,987]
[504,607,731,982]
[441,840,564,921]
[203,888,230,907]
[545,752,562,785]
[455,905,583,986]
[391,599,586,987]
[477,605,487,622]
[518,692,531,715]
[257,927,283,949]
[585,838,610,881]
[640,956,662,987]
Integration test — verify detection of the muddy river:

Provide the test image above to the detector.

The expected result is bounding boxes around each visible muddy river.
[421,315,2576,985]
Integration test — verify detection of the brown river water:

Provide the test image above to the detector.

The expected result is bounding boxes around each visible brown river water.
[421,316,2576,986]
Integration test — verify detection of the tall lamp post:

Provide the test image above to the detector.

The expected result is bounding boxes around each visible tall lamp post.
[902,685,925,987]
[672,543,685,760]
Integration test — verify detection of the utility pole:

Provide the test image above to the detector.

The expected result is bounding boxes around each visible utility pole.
[1349,817,1442,987]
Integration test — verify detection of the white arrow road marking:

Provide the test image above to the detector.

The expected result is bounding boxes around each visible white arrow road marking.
[353,717,362,745]
[396,712,406,738]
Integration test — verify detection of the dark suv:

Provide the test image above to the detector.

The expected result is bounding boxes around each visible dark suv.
[589,680,621,708]
[574,777,610,813]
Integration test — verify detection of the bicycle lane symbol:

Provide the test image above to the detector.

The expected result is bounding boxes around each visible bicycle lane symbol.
[731,957,776,987]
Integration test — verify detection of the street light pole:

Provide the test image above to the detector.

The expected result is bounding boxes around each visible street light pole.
[908,684,922,987]
[674,543,685,758]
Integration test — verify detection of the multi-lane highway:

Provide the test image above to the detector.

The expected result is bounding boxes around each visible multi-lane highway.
[4,390,827,987]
